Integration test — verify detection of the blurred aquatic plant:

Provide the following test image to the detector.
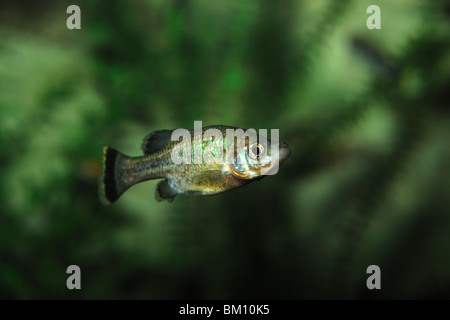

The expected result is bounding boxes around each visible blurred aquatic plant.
[0,0,449,299]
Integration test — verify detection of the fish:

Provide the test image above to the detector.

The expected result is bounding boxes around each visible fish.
[99,125,291,204]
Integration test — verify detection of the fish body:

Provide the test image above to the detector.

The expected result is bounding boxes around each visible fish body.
[99,125,291,204]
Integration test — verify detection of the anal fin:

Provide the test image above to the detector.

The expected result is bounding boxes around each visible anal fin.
[155,179,177,203]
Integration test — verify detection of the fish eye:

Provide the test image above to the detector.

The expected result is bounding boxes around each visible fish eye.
[249,143,264,159]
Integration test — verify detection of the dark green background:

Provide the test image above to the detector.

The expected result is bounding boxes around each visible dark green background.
[0,0,449,299]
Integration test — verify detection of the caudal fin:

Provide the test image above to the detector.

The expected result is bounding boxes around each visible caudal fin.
[99,146,129,205]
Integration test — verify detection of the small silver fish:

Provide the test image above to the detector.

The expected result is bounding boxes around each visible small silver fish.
[99,125,291,204]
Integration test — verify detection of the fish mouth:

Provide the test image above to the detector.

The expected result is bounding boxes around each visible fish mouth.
[259,142,291,176]
[278,142,291,165]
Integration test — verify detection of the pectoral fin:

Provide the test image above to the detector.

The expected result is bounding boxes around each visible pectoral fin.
[189,170,227,194]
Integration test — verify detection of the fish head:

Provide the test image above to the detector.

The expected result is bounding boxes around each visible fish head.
[230,138,291,179]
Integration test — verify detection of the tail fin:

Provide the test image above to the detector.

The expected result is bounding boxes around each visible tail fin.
[99,146,130,205]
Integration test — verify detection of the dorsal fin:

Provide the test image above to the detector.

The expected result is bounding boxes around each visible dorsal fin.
[141,130,173,155]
